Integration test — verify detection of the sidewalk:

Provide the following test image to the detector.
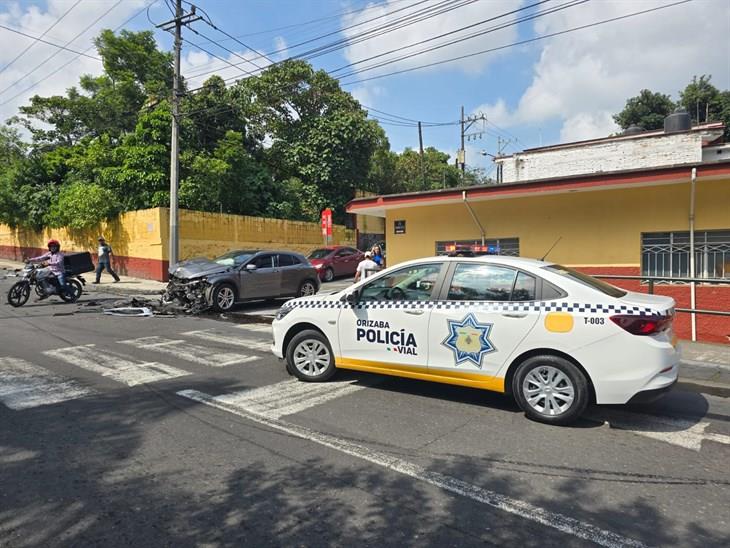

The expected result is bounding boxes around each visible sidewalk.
[0,258,165,296]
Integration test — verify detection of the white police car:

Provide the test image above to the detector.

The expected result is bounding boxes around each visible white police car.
[271,256,679,425]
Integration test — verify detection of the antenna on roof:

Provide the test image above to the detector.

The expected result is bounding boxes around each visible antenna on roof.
[540,237,562,262]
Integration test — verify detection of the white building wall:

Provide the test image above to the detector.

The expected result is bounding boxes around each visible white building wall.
[498,132,703,183]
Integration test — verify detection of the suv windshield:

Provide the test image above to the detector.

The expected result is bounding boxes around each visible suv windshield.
[308,249,332,259]
[544,264,627,298]
[214,251,254,267]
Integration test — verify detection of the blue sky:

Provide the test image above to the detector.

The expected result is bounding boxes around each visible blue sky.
[1,0,728,174]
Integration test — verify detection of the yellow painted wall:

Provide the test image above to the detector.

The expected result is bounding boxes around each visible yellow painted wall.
[166,208,356,261]
[0,208,165,260]
[385,179,730,266]
[356,213,385,234]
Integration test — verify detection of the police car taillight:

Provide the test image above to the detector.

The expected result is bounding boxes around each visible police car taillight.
[610,315,672,336]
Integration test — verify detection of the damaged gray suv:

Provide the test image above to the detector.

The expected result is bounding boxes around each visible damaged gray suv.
[164,250,320,312]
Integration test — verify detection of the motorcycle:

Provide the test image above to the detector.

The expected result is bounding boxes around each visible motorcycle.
[6,263,85,307]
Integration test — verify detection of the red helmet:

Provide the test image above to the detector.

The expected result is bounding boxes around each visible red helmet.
[47,239,60,249]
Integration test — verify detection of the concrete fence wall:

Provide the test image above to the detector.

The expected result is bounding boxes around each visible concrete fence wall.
[0,207,355,281]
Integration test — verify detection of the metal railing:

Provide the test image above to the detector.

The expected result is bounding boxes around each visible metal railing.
[594,274,730,317]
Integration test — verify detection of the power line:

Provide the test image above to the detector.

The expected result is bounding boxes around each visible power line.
[335,0,588,79]
[0,0,160,107]
[0,23,102,63]
[184,0,438,81]
[0,0,83,76]
[0,0,123,98]
[339,0,694,85]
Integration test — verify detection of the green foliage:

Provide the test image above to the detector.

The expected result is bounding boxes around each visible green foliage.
[679,75,730,139]
[46,182,120,229]
[613,89,675,131]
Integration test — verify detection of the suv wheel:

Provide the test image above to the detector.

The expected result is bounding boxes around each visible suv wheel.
[287,329,336,382]
[212,283,236,312]
[513,355,589,425]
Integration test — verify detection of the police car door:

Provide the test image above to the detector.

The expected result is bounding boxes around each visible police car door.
[337,262,446,369]
[428,263,540,387]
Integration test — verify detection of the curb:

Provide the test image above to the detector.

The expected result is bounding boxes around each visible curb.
[85,286,165,297]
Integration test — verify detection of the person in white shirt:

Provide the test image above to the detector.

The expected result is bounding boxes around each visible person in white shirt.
[355,251,379,282]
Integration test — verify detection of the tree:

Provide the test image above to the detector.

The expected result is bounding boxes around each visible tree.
[46,182,120,229]
[679,75,730,139]
[234,60,380,222]
[613,89,675,131]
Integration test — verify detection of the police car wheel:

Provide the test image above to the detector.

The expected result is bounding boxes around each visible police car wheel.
[513,356,588,426]
[287,330,336,382]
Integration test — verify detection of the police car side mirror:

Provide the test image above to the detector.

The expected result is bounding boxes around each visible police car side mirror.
[344,290,359,304]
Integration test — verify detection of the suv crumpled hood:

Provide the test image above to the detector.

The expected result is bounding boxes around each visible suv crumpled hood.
[170,257,230,279]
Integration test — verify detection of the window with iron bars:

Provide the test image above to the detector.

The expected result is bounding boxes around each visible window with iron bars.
[641,230,730,281]
[435,238,519,256]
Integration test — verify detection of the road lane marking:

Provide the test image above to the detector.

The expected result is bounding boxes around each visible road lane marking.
[214,379,368,419]
[118,336,259,367]
[592,409,730,451]
[233,323,272,334]
[178,388,646,548]
[0,357,94,409]
[183,329,271,352]
[44,345,191,387]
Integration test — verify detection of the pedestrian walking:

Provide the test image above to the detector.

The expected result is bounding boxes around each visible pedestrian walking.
[93,237,120,283]
[355,251,379,282]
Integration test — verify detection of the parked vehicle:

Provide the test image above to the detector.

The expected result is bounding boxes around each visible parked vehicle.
[7,263,86,307]
[272,256,678,426]
[164,250,320,312]
[307,246,364,282]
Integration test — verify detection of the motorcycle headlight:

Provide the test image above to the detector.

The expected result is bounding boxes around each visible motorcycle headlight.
[275,306,294,321]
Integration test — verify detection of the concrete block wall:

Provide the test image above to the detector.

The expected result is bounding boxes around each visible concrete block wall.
[499,133,703,183]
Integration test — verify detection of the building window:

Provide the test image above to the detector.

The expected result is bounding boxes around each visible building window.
[435,238,519,257]
[641,230,730,281]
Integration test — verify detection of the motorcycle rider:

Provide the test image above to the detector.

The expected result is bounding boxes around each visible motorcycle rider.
[27,239,67,298]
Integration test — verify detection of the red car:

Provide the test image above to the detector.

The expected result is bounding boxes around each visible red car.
[307,246,365,282]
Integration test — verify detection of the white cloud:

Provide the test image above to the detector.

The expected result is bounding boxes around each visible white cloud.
[0,0,149,123]
[350,83,386,107]
[339,0,525,80]
[475,0,730,144]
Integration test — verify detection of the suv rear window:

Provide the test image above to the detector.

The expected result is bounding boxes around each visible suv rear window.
[543,265,626,298]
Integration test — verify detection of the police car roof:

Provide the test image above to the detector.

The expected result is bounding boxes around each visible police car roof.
[410,255,555,268]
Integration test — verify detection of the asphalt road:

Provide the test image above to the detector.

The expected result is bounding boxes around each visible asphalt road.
[0,276,729,547]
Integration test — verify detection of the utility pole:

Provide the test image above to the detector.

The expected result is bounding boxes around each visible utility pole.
[158,1,201,268]
[418,121,425,186]
[459,107,488,178]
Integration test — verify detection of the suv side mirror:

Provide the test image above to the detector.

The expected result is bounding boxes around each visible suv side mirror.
[245,263,257,271]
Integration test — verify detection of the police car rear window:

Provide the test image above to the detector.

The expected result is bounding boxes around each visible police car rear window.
[543,265,627,298]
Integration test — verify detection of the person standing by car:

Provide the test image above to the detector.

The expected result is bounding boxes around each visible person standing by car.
[93,237,120,284]
[27,239,66,298]
[355,251,379,282]
[370,244,385,268]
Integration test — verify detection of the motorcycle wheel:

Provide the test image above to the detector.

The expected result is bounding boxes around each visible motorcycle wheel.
[7,281,31,307]
[59,280,82,303]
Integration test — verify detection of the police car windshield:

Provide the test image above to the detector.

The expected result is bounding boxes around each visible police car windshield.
[543,265,627,298]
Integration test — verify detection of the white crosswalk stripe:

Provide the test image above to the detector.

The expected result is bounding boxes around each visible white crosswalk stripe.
[44,345,191,387]
[118,336,259,367]
[183,329,271,352]
[234,323,272,334]
[209,378,368,419]
[0,357,95,409]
